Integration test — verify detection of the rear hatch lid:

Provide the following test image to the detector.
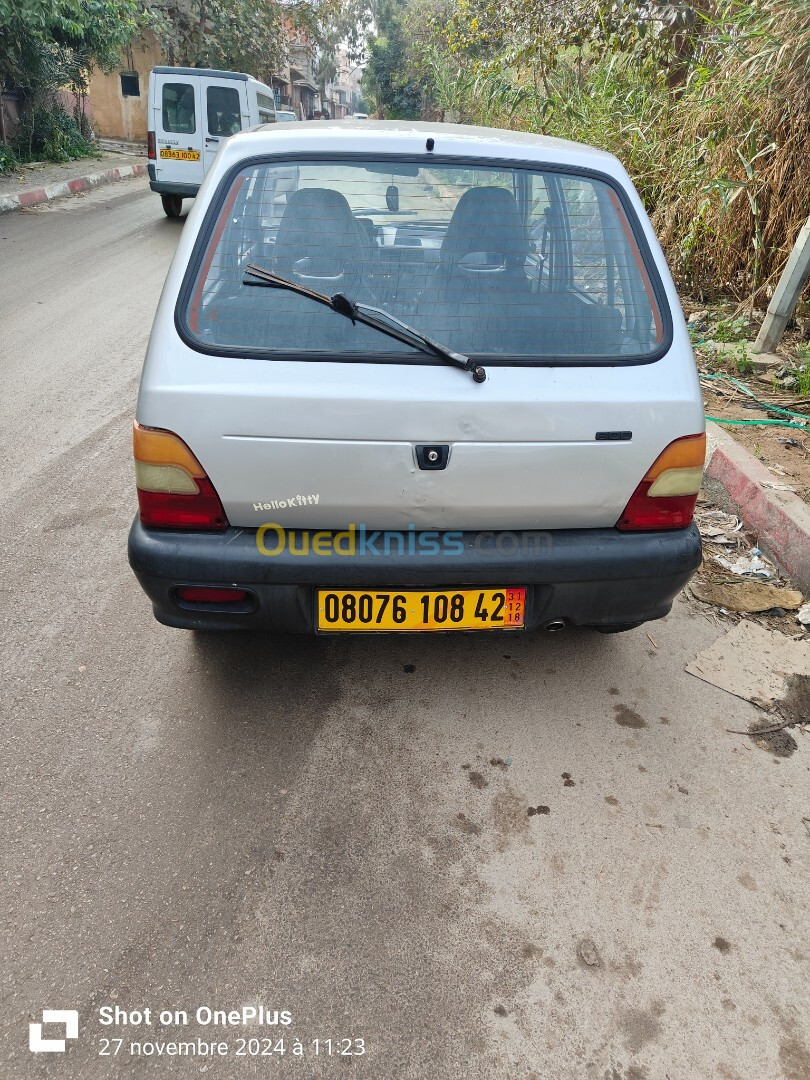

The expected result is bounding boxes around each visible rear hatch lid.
[140,145,703,531]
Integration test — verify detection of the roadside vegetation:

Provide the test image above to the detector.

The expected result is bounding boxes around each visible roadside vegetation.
[0,0,141,170]
[362,0,810,311]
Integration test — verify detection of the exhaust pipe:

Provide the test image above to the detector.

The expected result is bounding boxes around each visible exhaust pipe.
[545,619,566,633]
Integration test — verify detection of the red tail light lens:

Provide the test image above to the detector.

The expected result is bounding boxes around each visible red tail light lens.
[617,433,706,531]
[133,422,228,530]
[177,586,248,603]
[617,487,700,530]
[147,131,156,160]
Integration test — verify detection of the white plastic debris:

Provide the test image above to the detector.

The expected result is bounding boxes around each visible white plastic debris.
[761,481,795,492]
[716,548,773,578]
[798,602,810,628]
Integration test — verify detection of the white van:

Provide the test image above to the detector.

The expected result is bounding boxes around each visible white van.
[147,66,278,217]
[129,121,705,635]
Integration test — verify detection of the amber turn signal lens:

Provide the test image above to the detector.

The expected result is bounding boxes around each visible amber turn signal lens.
[642,432,706,479]
[133,421,206,477]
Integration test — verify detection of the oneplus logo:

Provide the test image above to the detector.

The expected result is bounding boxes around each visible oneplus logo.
[29,1010,79,1052]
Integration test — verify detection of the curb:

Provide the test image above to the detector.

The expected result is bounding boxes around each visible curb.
[704,421,810,591]
[0,162,147,214]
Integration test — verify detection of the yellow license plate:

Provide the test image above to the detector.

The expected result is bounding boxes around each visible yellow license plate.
[317,588,526,632]
[159,148,200,161]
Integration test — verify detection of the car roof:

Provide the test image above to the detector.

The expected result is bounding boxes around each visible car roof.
[218,118,620,173]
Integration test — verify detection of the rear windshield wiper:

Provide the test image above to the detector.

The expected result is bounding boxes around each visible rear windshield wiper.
[243,264,486,383]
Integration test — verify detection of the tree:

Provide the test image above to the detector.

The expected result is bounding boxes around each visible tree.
[362,0,422,117]
[0,0,141,90]
[144,0,370,91]
[0,0,142,156]
[144,0,285,80]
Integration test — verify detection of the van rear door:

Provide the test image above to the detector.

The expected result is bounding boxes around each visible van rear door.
[202,79,249,175]
[152,72,204,190]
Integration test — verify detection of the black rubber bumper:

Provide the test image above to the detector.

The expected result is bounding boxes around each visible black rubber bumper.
[148,175,200,198]
[128,518,702,632]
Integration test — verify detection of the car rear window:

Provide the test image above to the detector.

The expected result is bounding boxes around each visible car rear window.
[183,159,667,362]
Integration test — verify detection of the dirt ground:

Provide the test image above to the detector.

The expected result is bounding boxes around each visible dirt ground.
[680,295,810,504]
[702,390,810,502]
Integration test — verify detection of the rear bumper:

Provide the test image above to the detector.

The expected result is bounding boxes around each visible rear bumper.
[128,518,702,632]
[148,170,199,198]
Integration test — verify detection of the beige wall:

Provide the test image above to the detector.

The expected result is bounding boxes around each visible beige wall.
[87,33,165,141]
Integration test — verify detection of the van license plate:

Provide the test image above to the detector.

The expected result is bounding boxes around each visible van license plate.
[159,148,200,161]
[317,588,526,632]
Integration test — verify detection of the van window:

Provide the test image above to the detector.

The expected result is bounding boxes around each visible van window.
[183,159,667,362]
[207,86,242,137]
[162,83,195,134]
[257,93,276,124]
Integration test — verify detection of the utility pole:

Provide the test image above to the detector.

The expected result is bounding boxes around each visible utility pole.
[753,213,810,353]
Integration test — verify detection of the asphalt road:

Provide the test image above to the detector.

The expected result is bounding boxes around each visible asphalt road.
[1,179,808,1080]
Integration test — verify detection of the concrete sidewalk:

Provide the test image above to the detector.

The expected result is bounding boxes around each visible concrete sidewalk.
[0,150,147,214]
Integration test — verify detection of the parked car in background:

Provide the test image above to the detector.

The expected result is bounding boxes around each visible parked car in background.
[274,110,298,122]
[129,120,704,634]
[147,66,279,217]
[352,112,369,119]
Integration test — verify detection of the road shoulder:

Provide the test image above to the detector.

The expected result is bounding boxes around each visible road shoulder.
[0,152,147,214]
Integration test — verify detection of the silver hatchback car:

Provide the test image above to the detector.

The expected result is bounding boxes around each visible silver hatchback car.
[129,120,704,634]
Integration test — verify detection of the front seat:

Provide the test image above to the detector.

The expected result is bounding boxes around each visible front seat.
[261,187,374,350]
[272,187,371,296]
[418,186,532,351]
[438,185,530,286]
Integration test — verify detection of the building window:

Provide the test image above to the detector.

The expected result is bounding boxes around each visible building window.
[120,72,140,98]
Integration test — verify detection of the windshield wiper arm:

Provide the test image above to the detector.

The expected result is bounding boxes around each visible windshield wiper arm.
[243,264,486,383]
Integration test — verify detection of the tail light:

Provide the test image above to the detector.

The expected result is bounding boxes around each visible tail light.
[147,130,156,160]
[133,421,228,530]
[617,433,706,531]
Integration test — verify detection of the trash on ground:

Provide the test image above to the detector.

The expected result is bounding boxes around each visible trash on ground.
[797,602,810,628]
[685,621,810,713]
[695,507,744,547]
[691,580,804,614]
[715,548,772,578]
[760,480,796,492]
[690,501,806,624]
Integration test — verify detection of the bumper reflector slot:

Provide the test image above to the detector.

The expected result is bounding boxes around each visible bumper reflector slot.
[177,586,248,604]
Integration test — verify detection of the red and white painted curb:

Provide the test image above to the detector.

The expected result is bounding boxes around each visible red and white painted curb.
[0,162,147,214]
[705,421,810,591]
